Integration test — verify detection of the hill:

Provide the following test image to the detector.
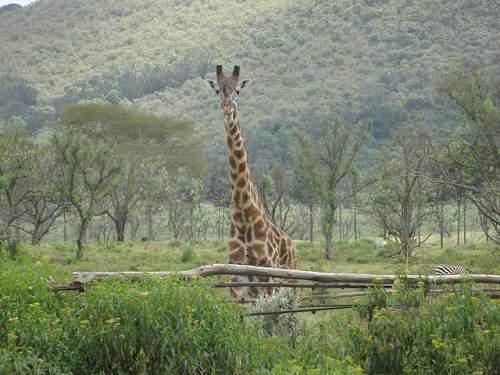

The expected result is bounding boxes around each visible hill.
[1,0,499,167]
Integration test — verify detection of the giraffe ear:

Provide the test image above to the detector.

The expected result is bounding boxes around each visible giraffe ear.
[207,79,220,94]
[238,79,250,90]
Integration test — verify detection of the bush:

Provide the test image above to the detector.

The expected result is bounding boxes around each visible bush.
[0,259,268,374]
[356,285,388,321]
[349,284,500,375]
[180,245,195,263]
[249,288,301,347]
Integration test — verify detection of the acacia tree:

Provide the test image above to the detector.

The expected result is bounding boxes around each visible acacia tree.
[292,139,319,241]
[165,168,204,240]
[434,68,499,243]
[206,154,231,240]
[294,120,370,259]
[52,130,121,259]
[368,125,434,259]
[0,125,33,256]
[257,162,296,234]
[21,146,68,245]
[59,103,205,241]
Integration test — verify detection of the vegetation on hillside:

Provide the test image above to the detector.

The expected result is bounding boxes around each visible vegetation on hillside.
[0,0,499,163]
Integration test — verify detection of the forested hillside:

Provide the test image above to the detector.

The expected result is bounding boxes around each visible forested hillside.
[1,0,499,167]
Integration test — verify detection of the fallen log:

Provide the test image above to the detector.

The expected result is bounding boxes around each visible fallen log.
[72,264,500,285]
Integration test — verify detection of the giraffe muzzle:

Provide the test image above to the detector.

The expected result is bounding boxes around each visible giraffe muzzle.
[222,105,234,115]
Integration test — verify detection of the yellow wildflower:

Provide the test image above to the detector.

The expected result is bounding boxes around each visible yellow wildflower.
[80,320,89,326]
[105,318,121,326]
[28,303,40,308]
[8,317,19,323]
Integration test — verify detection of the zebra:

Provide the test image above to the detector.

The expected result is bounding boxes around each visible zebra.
[374,239,388,248]
[435,265,471,276]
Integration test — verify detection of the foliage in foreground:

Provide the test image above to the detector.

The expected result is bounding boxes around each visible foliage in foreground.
[349,282,500,375]
[0,258,267,374]
[1,256,499,374]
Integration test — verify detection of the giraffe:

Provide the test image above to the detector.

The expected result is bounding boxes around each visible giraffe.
[207,65,298,300]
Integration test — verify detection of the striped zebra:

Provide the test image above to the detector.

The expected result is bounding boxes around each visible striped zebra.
[435,265,471,276]
[374,239,388,248]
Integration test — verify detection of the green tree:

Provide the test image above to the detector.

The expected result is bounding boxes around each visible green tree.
[292,131,320,241]
[435,68,500,244]
[52,130,121,259]
[206,154,231,240]
[368,125,434,260]
[59,103,205,241]
[0,125,34,256]
[294,120,370,259]
[165,168,204,240]
[21,145,68,245]
[257,162,295,233]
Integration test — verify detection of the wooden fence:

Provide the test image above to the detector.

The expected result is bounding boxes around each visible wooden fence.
[70,264,500,284]
[49,264,500,314]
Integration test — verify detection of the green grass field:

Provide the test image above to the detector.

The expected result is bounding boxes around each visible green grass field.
[21,237,500,283]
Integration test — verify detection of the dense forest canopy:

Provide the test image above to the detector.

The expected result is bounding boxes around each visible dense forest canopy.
[0,0,499,251]
[0,0,499,168]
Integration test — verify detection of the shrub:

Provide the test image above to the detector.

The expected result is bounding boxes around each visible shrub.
[349,284,500,375]
[167,238,184,248]
[356,285,388,321]
[0,259,269,374]
[249,288,301,347]
[180,245,195,263]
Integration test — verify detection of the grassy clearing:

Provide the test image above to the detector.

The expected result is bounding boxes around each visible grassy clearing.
[18,237,500,284]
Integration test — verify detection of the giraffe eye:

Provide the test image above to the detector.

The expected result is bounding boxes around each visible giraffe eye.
[235,90,240,95]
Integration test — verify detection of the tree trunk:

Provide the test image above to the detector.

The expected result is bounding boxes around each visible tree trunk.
[147,206,154,241]
[353,208,358,241]
[457,196,461,246]
[63,212,67,242]
[479,210,490,242]
[325,230,333,260]
[463,198,466,245]
[115,217,126,242]
[323,204,336,260]
[439,202,444,249]
[130,220,140,242]
[7,237,18,259]
[401,193,413,258]
[76,220,88,260]
[338,202,343,241]
[32,221,42,246]
[309,205,314,242]
[76,240,83,260]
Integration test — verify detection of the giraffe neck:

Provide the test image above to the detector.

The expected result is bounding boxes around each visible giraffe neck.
[225,111,265,223]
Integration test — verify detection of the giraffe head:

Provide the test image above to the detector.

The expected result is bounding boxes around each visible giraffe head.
[207,65,249,116]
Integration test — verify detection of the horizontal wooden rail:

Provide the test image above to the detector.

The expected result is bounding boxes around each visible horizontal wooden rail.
[298,288,500,301]
[72,264,500,285]
[214,282,393,289]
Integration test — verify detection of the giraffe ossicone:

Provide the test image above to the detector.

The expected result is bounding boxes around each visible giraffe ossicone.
[207,65,298,301]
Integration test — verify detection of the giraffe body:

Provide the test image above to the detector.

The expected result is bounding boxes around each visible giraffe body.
[208,65,298,300]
